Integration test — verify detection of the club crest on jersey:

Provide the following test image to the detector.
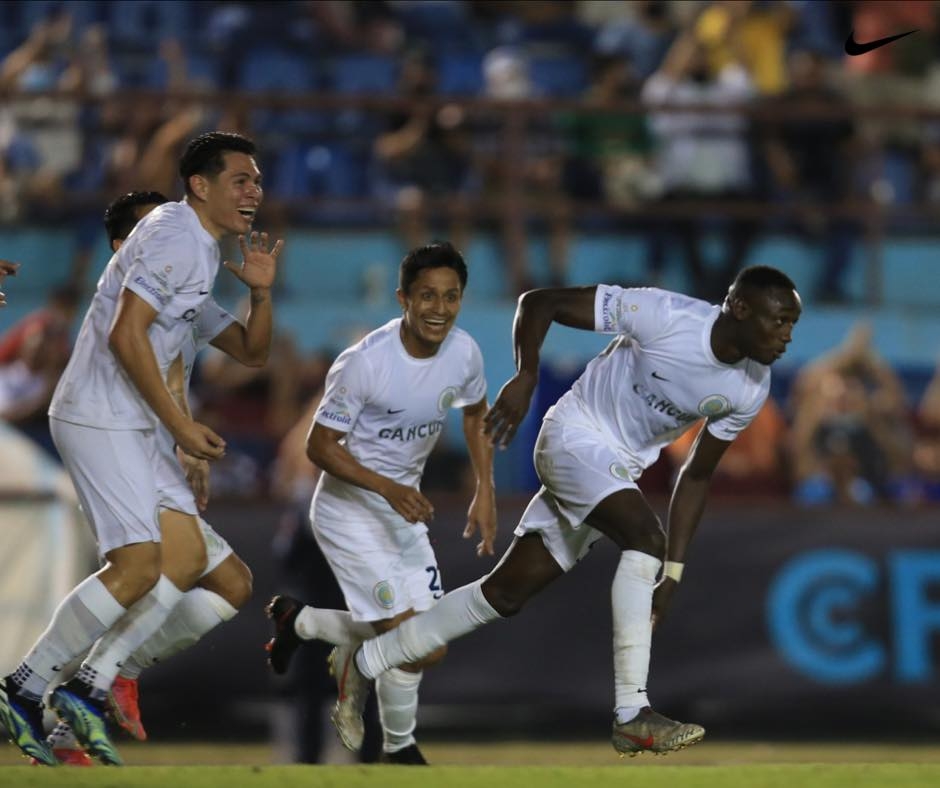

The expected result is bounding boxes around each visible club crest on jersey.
[698,394,731,417]
[373,581,395,609]
[609,463,632,481]
[438,386,458,413]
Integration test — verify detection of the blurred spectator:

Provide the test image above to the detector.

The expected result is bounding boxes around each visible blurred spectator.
[789,323,915,506]
[914,355,940,501]
[695,0,795,96]
[642,27,758,299]
[0,284,80,454]
[559,54,654,209]
[589,0,677,81]
[666,397,791,496]
[373,49,475,252]
[0,261,18,307]
[760,48,859,303]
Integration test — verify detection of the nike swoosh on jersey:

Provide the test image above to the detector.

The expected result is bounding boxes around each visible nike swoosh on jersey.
[651,371,670,382]
[844,29,917,56]
[387,408,406,414]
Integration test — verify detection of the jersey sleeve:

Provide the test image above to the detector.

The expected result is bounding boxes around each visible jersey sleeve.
[194,298,236,352]
[705,372,770,442]
[313,349,371,434]
[452,338,488,408]
[122,224,195,312]
[594,285,674,343]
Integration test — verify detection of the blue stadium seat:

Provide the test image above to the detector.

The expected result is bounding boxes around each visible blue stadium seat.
[107,0,190,49]
[236,48,326,136]
[328,54,398,94]
[529,55,587,97]
[394,1,479,51]
[18,1,103,36]
[437,52,484,96]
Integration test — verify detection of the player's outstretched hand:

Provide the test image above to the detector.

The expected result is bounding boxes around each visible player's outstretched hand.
[0,260,19,307]
[464,488,497,557]
[174,420,226,462]
[651,578,679,630]
[484,371,537,449]
[177,447,211,511]
[224,231,284,291]
[381,480,434,524]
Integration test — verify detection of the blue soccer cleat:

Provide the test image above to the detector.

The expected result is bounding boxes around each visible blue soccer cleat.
[0,676,57,766]
[50,681,123,766]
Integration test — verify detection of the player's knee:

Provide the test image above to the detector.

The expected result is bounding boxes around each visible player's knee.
[480,579,526,618]
[224,560,253,610]
[175,542,209,589]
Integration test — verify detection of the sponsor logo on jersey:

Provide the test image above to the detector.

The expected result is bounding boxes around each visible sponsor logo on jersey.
[321,408,352,425]
[373,581,395,609]
[697,394,731,417]
[609,463,632,481]
[132,275,170,306]
[632,383,698,424]
[379,420,444,441]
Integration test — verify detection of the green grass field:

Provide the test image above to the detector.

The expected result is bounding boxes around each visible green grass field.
[2,741,940,787]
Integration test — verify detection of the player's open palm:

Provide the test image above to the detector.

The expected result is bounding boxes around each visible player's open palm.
[484,372,537,449]
[383,481,434,524]
[177,447,211,511]
[464,488,497,557]
[174,419,226,462]
[224,231,283,290]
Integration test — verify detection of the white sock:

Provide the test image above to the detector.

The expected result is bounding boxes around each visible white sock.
[79,576,185,696]
[376,667,422,752]
[294,607,374,646]
[120,588,238,679]
[611,550,662,716]
[13,576,126,699]
[357,581,500,680]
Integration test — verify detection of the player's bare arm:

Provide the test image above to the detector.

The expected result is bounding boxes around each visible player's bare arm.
[215,231,284,365]
[462,396,497,557]
[0,259,18,307]
[485,285,598,448]
[653,427,732,626]
[307,421,434,524]
[166,354,211,511]
[110,289,225,461]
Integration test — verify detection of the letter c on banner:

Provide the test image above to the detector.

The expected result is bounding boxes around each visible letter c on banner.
[767,549,885,683]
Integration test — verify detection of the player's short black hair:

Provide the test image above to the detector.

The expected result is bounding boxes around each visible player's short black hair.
[731,265,797,294]
[104,191,169,244]
[399,241,468,294]
[179,131,256,195]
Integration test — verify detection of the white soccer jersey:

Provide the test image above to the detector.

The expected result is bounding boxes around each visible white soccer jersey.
[312,318,487,520]
[50,200,222,429]
[550,285,770,473]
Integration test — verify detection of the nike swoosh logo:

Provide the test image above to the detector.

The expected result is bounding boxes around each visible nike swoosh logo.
[845,29,917,56]
[387,408,406,414]
[651,371,669,382]
[199,290,210,295]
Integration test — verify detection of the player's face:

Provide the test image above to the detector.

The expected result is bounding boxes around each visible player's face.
[201,152,263,238]
[741,288,802,365]
[397,266,463,357]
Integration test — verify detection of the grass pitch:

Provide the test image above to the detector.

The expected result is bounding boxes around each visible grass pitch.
[2,741,939,788]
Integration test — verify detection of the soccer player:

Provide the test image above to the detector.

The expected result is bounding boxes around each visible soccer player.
[0,260,19,307]
[266,242,496,765]
[39,190,257,766]
[272,266,801,756]
[0,132,282,766]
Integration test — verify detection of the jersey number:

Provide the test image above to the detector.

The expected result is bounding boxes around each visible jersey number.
[426,566,443,599]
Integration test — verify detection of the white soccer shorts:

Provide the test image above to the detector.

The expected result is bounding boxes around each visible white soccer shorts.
[312,514,443,623]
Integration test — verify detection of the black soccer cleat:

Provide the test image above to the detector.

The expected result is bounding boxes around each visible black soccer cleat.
[264,595,304,675]
[381,744,428,765]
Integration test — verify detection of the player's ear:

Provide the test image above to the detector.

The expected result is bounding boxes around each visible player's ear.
[728,293,751,320]
[190,174,210,202]
[396,288,406,310]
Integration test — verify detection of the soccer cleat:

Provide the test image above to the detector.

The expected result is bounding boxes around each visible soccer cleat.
[107,676,147,741]
[381,743,429,765]
[611,707,705,756]
[50,680,123,766]
[328,644,370,751]
[31,722,93,766]
[264,595,304,675]
[0,677,57,766]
